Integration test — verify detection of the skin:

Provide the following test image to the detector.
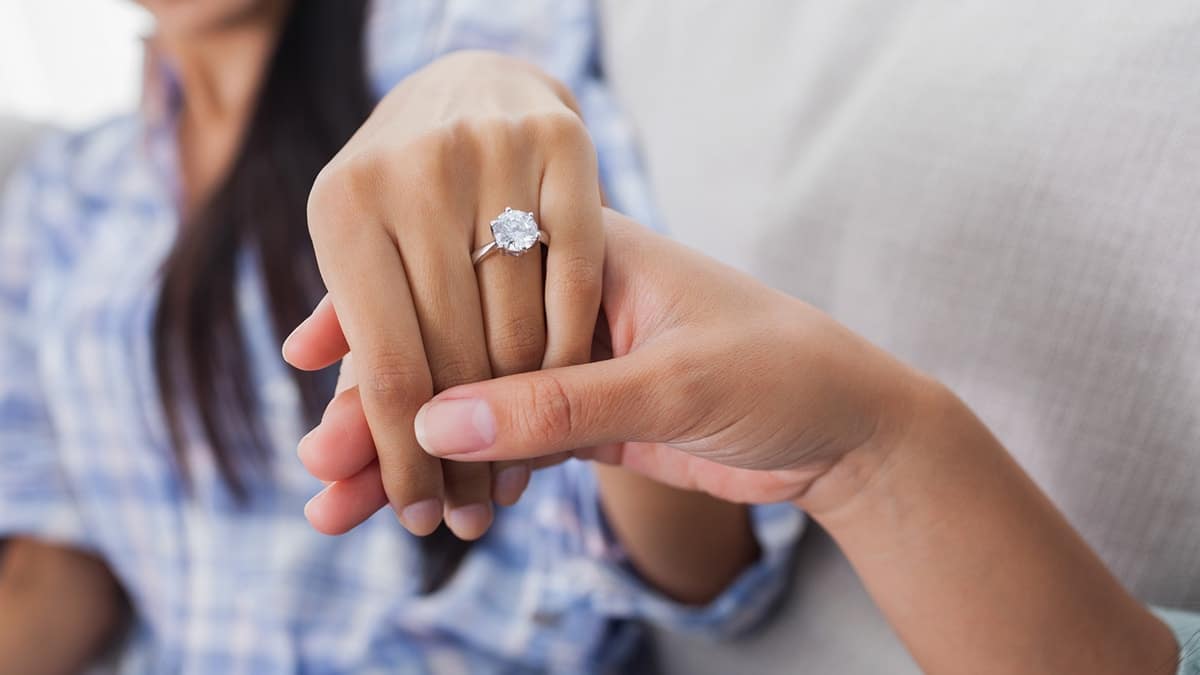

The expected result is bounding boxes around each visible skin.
[293,48,760,594]
[296,50,608,540]
[289,211,1182,674]
[0,541,128,675]
[161,0,291,213]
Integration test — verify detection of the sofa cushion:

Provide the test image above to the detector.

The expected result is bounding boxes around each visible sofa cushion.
[599,1,1200,672]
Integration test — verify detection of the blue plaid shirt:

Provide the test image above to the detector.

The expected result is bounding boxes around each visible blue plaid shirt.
[0,1,803,673]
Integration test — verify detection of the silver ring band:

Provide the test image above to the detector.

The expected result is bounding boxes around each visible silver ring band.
[472,230,551,264]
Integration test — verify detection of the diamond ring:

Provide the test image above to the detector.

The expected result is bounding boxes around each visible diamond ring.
[472,207,550,265]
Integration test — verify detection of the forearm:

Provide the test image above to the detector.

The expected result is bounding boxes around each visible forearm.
[405,212,1187,668]
[0,539,127,675]
[799,381,1179,675]
[593,461,759,604]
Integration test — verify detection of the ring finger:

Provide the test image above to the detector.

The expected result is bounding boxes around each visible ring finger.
[474,134,545,506]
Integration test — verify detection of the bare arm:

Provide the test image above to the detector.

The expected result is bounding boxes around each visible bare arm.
[593,464,759,604]
[0,538,128,675]
[407,213,1182,673]
[800,382,1179,675]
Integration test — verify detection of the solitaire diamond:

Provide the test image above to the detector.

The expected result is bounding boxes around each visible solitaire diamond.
[490,208,539,254]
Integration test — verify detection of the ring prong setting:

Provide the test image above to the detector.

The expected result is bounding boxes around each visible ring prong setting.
[472,207,549,265]
[490,207,540,256]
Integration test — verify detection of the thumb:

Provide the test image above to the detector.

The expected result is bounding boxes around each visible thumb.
[413,347,679,462]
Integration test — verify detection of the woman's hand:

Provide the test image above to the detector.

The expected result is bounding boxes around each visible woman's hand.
[290,209,926,530]
[406,209,930,510]
[285,51,602,540]
[293,211,1179,674]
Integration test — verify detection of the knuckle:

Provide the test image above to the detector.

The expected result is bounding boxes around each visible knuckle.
[364,353,432,406]
[490,315,546,373]
[553,254,601,297]
[307,156,384,239]
[399,131,457,184]
[525,111,590,152]
[379,460,439,502]
[516,373,575,447]
[460,115,530,161]
[442,460,492,492]
[428,353,484,390]
[463,115,516,140]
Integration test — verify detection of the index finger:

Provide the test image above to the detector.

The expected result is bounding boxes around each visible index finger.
[309,207,445,536]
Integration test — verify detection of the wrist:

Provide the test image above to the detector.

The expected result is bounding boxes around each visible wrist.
[791,368,955,518]
[590,462,759,605]
[788,375,1181,674]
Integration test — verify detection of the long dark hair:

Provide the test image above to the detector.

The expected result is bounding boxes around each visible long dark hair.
[152,1,469,592]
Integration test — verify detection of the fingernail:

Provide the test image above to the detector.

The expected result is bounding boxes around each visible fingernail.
[303,487,327,521]
[281,320,307,362]
[399,498,443,536]
[445,503,494,540]
[493,465,531,506]
[281,331,296,362]
[297,426,317,458]
[414,399,496,456]
[282,296,326,362]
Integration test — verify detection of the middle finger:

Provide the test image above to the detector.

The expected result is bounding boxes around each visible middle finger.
[401,199,498,541]
[474,129,545,506]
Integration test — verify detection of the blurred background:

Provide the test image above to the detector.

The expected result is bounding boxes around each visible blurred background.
[0,0,149,128]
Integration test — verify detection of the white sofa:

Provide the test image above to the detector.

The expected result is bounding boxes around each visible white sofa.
[599,1,1200,673]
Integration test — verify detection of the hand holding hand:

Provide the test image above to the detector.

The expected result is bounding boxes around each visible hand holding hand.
[286,51,604,540]
[290,210,1180,675]
[408,210,929,509]
[291,209,929,532]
